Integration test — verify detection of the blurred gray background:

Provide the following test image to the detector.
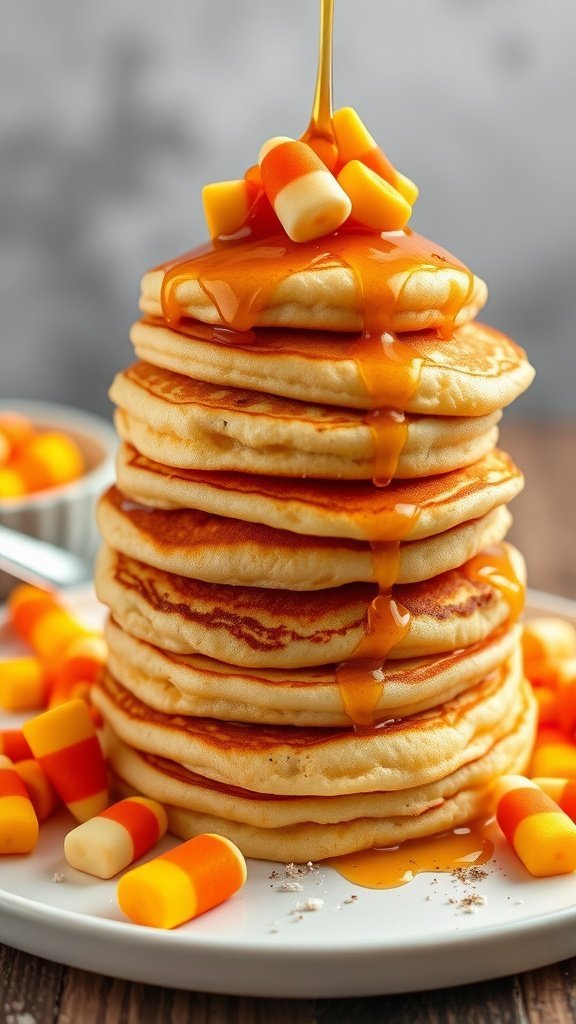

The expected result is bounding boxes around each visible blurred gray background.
[1,0,574,420]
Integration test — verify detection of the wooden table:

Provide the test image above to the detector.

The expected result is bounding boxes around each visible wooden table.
[2,421,575,1024]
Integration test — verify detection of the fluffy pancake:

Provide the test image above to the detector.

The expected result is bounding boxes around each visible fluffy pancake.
[111,684,533,862]
[131,318,534,416]
[139,230,487,333]
[92,643,525,796]
[98,486,512,590]
[94,543,526,668]
[116,443,524,541]
[104,616,520,726]
[105,676,535,861]
[110,363,500,481]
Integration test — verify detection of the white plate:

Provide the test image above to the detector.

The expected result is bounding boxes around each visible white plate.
[0,588,576,999]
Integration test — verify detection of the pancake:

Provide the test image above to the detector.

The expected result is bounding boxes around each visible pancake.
[92,643,525,796]
[94,542,526,668]
[139,230,488,333]
[131,318,535,416]
[112,686,533,862]
[104,616,521,726]
[110,363,501,481]
[98,486,512,590]
[105,679,536,862]
[116,443,524,542]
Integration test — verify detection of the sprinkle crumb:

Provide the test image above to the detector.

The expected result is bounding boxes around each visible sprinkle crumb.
[269,870,280,880]
[458,893,487,911]
[424,895,432,902]
[276,880,304,893]
[343,894,358,904]
[293,898,324,912]
[52,872,65,884]
[285,863,299,877]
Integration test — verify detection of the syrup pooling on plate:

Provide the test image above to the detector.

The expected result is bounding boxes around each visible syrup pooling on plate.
[463,542,526,623]
[327,824,494,889]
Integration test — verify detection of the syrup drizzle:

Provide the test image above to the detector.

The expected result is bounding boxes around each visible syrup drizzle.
[300,0,338,170]
[326,824,494,889]
[462,542,525,623]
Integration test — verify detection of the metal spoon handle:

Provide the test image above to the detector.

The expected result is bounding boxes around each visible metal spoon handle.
[0,524,92,590]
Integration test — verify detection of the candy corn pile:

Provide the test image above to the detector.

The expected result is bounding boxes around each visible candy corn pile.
[202,108,419,243]
[0,584,246,928]
[0,412,85,500]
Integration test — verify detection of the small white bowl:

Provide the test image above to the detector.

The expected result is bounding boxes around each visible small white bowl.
[0,400,116,565]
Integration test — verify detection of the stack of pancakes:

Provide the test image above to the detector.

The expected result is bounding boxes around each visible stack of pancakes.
[94,230,537,861]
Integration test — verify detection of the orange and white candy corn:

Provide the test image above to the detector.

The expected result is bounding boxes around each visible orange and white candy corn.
[8,584,89,662]
[117,832,247,929]
[48,635,107,708]
[14,759,59,822]
[0,730,33,763]
[202,179,259,239]
[23,699,108,822]
[0,467,26,499]
[337,160,412,232]
[259,136,351,243]
[530,727,576,778]
[0,656,49,712]
[64,796,168,879]
[333,107,419,205]
[532,779,576,822]
[0,755,39,854]
[12,431,84,493]
[522,617,576,685]
[494,774,576,876]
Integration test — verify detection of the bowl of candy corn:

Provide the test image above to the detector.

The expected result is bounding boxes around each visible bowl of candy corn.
[0,401,116,563]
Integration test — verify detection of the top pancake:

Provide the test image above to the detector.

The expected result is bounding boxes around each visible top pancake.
[140,230,487,334]
[131,318,535,417]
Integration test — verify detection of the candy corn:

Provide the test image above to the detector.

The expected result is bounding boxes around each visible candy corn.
[117,833,247,929]
[259,136,351,242]
[202,179,259,239]
[48,635,106,708]
[522,617,576,685]
[530,727,576,778]
[8,585,58,647]
[23,700,108,822]
[494,774,576,876]
[532,684,559,726]
[12,431,84,493]
[0,657,49,712]
[0,412,35,455]
[0,467,26,499]
[0,730,33,763]
[333,107,419,205]
[337,160,411,232]
[14,759,59,822]
[532,779,576,822]
[65,797,168,879]
[0,755,39,854]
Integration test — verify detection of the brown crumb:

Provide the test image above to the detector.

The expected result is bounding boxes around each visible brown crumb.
[458,893,487,910]
[451,866,489,884]
[343,894,358,904]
